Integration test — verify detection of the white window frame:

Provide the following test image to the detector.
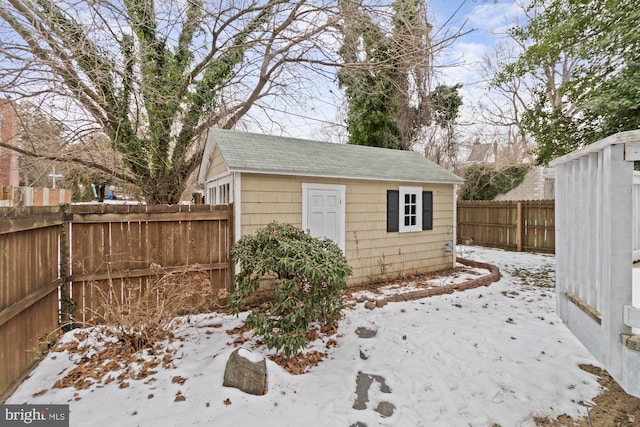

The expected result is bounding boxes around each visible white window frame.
[205,174,232,205]
[399,186,422,233]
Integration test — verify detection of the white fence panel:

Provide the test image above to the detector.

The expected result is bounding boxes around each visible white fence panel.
[552,130,640,398]
[633,172,640,261]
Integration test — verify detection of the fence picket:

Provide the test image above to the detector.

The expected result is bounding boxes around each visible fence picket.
[0,203,234,400]
[457,200,555,253]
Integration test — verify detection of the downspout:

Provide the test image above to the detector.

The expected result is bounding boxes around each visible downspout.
[452,183,458,268]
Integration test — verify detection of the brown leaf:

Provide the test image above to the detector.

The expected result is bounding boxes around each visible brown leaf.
[171,375,187,385]
[223,398,232,406]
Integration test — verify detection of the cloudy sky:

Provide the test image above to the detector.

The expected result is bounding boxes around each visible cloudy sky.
[431,0,530,146]
[249,0,530,144]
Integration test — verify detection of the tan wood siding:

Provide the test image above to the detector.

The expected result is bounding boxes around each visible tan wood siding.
[345,181,454,284]
[205,146,229,179]
[239,174,455,285]
[240,174,303,235]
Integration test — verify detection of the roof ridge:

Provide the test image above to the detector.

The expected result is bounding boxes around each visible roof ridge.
[202,128,463,184]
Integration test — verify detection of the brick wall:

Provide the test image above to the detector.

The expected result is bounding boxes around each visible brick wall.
[0,99,19,186]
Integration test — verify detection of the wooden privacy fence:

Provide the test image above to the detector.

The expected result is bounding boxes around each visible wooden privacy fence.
[0,185,72,207]
[66,204,234,325]
[0,206,63,400]
[0,203,234,400]
[457,200,555,253]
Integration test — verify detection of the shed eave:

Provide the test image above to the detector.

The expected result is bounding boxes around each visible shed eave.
[226,167,463,185]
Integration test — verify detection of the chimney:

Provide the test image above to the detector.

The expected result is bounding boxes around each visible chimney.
[492,142,498,165]
[0,99,19,186]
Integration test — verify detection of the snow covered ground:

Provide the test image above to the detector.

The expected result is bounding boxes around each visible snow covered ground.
[7,246,603,427]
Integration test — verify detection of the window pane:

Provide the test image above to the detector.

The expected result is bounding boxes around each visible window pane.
[399,187,422,232]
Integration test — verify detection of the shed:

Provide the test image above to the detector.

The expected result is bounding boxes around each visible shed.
[197,129,464,286]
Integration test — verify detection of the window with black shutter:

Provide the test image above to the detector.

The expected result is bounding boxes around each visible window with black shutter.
[387,187,433,233]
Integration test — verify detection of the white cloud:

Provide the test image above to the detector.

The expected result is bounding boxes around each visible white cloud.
[467,0,530,38]
[427,2,535,145]
[436,41,490,84]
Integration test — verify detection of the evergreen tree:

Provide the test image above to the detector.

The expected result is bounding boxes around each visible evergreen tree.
[338,0,431,150]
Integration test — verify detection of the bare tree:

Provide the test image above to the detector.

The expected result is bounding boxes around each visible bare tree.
[478,40,535,164]
[485,0,581,164]
[0,0,341,203]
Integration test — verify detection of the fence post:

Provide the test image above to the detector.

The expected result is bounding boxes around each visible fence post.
[600,144,633,382]
[59,204,74,330]
[516,201,523,252]
[227,203,235,292]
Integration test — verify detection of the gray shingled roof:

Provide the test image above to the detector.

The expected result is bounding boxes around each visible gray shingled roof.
[203,128,463,184]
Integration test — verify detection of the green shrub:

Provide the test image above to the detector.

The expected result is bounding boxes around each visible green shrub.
[459,163,531,200]
[230,222,352,358]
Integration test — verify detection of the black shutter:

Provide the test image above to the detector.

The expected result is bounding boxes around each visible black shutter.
[387,190,399,232]
[422,191,433,230]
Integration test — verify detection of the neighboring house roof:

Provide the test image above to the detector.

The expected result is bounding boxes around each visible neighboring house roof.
[494,166,554,201]
[466,144,493,163]
[199,128,463,184]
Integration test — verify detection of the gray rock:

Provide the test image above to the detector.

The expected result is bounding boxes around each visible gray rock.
[223,348,267,395]
[355,327,377,338]
[375,401,395,417]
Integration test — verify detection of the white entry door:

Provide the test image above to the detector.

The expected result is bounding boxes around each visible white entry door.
[302,183,346,252]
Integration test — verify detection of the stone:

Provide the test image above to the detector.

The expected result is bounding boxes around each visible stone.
[364,301,376,310]
[375,401,395,417]
[355,327,377,338]
[223,348,267,395]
